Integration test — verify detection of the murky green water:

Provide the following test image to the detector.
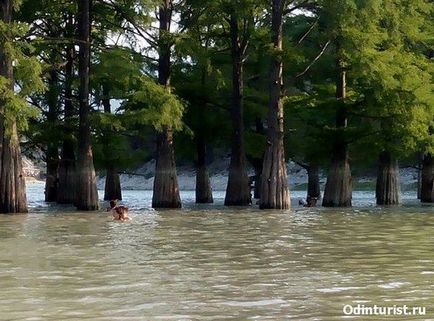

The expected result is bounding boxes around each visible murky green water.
[1,183,434,320]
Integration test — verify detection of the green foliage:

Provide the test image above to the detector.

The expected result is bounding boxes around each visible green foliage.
[286,0,434,169]
[92,46,144,99]
[122,77,186,132]
[346,0,434,156]
[91,111,149,171]
[8,0,434,180]
[0,18,45,135]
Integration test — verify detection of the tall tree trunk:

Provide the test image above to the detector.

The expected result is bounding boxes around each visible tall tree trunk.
[248,117,265,200]
[322,60,352,207]
[75,0,99,210]
[57,14,76,204]
[152,130,181,208]
[376,151,401,205]
[421,153,434,203]
[195,66,213,204]
[259,0,290,209]
[0,0,27,213]
[225,14,250,206]
[104,166,121,201]
[45,70,59,202]
[45,146,58,202]
[252,160,262,199]
[152,0,181,208]
[307,163,321,200]
[195,134,213,203]
[102,89,122,201]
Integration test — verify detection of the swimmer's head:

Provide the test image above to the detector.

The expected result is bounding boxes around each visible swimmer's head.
[109,200,117,208]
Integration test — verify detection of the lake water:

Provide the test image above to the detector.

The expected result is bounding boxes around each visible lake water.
[1,182,434,320]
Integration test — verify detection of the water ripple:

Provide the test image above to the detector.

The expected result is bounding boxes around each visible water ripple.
[0,186,433,320]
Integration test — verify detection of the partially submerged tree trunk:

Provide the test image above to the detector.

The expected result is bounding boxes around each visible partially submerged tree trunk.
[195,66,213,204]
[376,151,401,205]
[0,124,28,214]
[307,163,321,200]
[102,90,122,201]
[247,118,265,200]
[57,14,76,204]
[421,153,434,203]
[152,130,181,208]
[45,146,59,202]
[259,0,290,209]
[225,14,251,206]
[152,0,181,208]
[75,0,99,210]
[104,166,122,201]
[322,146,352,207]
[0,0,27,213]
[251,159,262,199]
[322,59,352,207]
[195,134,213,203]
[45,70,59,202]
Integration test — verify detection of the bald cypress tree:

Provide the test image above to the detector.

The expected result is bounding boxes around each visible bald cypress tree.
[320,1,355,208]
[152,0,182,209]
[44,69,60,202]
[0,0,27,213]
[259,0,290,209]
[322,53,352,207]
[0,0,43,213]
[75,0,99,210]
[318,0,433,206]
[224,7,256,207]
[57,13,77,204]
[101,90,122,202]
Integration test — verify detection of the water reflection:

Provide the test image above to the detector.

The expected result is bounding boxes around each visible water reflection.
[0,183,433,320]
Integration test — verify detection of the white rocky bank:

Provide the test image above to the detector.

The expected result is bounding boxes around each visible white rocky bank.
[23,156,418,190]
[95,158,419,191]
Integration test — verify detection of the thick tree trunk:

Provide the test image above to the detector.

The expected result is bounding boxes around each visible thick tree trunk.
[421,153,434,203]
[104,166,122,201]
[259,0,290,209]
[322,61,352,207]
[152,130,181,208]
[102,91,122,201]
[152,0,181,208]
[75,0,99,210]
[0,123,28,213]
[0,0,27,213]
[253,162,262,199]
[225,14,250,206]
[195,65,213,204]
[322,148,352,207]
[376,151,401,205]
[195,134,213,203]
[248,118,265,200]
[45,70,59,202]
[57,142,76,203]
[57,14,76,204]
[45,145,58,202]
[307,163,321,200]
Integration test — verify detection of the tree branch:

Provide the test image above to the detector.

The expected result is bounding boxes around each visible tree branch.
[297,18,318,45]
[296,40,330,78]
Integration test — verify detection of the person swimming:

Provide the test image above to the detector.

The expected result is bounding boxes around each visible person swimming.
[108,200,130,221]
[298,196,318,207]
